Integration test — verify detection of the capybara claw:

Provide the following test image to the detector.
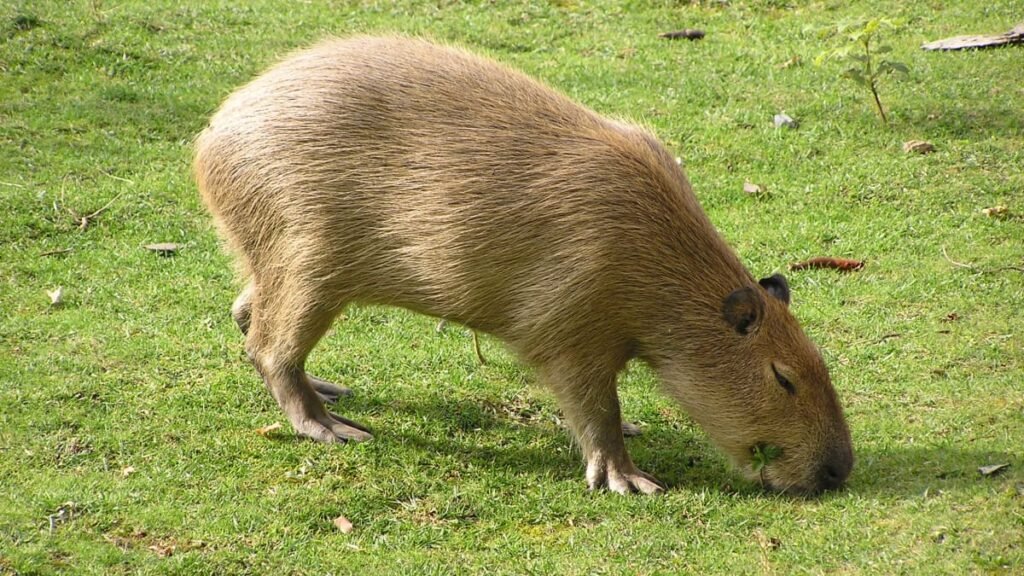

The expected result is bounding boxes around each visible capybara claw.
[296,414,372,444]
[587,460,665,495]
[309,375,352,405]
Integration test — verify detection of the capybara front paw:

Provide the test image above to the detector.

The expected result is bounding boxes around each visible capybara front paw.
[294,413,372,443]
[586,457,665,495]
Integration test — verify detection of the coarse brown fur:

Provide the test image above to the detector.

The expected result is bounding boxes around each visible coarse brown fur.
[195,35,853,495]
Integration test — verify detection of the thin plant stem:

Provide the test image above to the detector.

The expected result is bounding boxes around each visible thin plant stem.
[863,37,888,124]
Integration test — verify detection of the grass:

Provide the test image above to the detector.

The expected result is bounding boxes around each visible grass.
[1,0,1022,573]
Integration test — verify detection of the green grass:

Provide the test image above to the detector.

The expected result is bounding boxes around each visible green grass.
[2,0,1022,573]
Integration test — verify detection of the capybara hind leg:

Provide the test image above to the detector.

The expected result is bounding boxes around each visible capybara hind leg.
[542,359,664,495]
[235,282,352,403]
[246,291,371,443]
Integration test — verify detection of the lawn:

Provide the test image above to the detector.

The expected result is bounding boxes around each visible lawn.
[1,1,1022,574]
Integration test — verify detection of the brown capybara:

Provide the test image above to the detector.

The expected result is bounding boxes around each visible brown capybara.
[195,35,852,495]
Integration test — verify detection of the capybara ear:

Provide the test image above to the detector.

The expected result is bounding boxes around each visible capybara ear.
[722,286,765,335]
[758,274,791,306]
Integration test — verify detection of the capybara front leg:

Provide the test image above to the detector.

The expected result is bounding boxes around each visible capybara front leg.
[244,286,370,443]
[260,364,372,440]
[543,359,664,495]
[257,364,372,443]
[233,282,352,404]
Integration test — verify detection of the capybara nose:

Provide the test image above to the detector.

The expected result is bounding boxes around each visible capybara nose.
[817,447,853,492]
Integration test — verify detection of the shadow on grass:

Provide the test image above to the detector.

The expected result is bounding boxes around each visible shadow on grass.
[844,445,1021,499]
[911,103,1024,139]
[262,391,1020,501]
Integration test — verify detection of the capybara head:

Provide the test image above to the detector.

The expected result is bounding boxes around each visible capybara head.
[658,274,853,495]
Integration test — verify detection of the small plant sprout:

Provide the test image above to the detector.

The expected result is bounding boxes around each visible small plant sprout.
[817,18,909,124]
[751,443,784,486]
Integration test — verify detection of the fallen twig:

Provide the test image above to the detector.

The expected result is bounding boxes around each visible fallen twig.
[922,22,1024,51]
[942,246,1024,274]
[100,170,135,185]
[941,246,973,269]
[78,190,126,230]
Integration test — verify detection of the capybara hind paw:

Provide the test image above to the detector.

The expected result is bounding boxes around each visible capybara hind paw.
[308,375,352,405]
[587,460,665,495]
[296,413,373,443]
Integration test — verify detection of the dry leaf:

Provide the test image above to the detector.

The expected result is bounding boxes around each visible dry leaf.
[743,182,765,195]
[121,466,136,478]
[981,205,1009,217]
[789,257,865,272]
[333,514,354,533]
[148,543,175,558]
[658,29,705,41]
[47,286,64,306]
[778,55,802,69]
[903,140,936,154]
[145,242,179,256]
[979,463,1010,477]
[773,113,798,129]
[256,422,283,436]
[47,502,77,533]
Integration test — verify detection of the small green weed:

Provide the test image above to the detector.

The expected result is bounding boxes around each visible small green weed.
[751,443,783,486]
[817,18,909,124]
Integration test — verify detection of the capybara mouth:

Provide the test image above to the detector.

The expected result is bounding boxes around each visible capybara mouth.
[756,464,850,497]
[749,440,851,496]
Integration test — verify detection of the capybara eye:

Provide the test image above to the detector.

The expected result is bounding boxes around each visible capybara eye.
[772,364,796,395]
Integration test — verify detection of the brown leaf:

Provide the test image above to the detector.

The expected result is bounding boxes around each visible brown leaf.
[148,543,175,558]
[773,113,798,129]
[943,312,960,322]
[903,140,935,154]
[47,287,64,306]
[979,463,1010,477]
[145,242,179,256]
[658,29,705,41]
[754,528,782,551]
[47,502,78,533]
[743,181,765,195]
[789,257,865,272]
[255,422,283,436]
[778,55,802,69]
[121,466,136,478]
[333,514,354,533]
[980,205,1009,218]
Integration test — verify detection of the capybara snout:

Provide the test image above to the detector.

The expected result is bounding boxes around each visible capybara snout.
[195,35,852,495]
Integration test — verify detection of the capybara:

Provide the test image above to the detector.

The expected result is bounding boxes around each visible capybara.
[195,36,853,495]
